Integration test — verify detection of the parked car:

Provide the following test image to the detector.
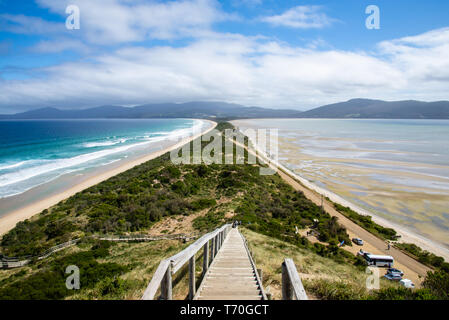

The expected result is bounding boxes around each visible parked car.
[352,238,364,246]
[387,268,404,276]
[399,279,415,289]
[383,273,402,281]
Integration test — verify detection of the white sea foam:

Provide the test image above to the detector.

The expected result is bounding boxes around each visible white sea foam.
[0,120,208,198]
[83,138,129,148]
[0,161,28,171]
[1,139,154,188]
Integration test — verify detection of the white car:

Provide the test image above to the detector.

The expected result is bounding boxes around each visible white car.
[399,279,415,289]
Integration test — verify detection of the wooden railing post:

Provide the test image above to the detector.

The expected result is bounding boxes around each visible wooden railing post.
[216,234,219,252]
[189,256,196,300]
[203,241,209,276]
[211,237,215,259]
[161,263,173,300]
[258,268,263,284]
[282,261,292,300]
[282,258,308,300]
[142,224,233,300]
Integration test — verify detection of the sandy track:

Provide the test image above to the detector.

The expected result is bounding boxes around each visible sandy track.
[278,170,430,285]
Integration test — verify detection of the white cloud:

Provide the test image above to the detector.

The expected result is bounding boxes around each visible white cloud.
[34,0,231,43]
[1,7,449,113]
[379,28,449,82]
[261,5,334,29]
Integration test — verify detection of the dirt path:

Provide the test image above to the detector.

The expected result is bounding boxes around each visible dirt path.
[278,169,430,285]
[236,140,432,286]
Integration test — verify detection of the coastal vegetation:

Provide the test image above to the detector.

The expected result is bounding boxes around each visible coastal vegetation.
[0,241,127,300]
[0,122,355,299]
[394,242,449,272]
[332,203,449,273]
[242,228,449,300]
[333,203,398,241]
[0,121,448,300]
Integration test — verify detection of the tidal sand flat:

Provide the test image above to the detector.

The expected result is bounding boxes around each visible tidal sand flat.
[232,119,449,258]
[0,119,216,235]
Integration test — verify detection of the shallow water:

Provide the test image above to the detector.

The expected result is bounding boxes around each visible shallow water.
[232,119,449,249]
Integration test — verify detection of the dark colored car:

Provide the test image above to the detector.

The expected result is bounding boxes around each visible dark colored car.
[387,268,404,276]
[384,273,402,281]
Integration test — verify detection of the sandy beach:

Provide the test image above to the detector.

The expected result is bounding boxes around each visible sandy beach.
[231,120,449,263]
[0,120,217,236]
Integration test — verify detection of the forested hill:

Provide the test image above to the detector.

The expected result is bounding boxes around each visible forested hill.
[0,102,302,120]
[2,99,449,120]
[298,99,449,119]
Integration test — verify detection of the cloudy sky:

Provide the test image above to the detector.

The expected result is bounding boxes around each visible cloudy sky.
[0,0,449,113]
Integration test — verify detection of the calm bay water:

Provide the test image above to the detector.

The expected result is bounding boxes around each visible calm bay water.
[0,119,204,199]
[233,119,449,248]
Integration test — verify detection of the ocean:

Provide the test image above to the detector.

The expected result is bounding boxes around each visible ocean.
[0,119,206,200]
[232,119,449,250]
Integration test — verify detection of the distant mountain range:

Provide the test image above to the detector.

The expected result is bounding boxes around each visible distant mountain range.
[299,99,449,119]
[1,99,449,120]
[0,102,301,120]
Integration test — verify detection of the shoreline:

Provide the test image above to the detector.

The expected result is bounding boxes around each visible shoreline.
[231,120,449,262]
[0,119,217,236]
[275,157,449,261]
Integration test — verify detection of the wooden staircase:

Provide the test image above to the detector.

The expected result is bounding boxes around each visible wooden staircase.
[143,223,307,301]
[194,228,265,300]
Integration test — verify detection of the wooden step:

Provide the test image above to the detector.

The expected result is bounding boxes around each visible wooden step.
[194,228,264,301]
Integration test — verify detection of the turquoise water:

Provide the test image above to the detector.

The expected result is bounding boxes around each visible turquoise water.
[0,119,204,199]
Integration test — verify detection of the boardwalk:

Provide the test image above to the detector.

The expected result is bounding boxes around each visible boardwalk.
[194,228,264,300]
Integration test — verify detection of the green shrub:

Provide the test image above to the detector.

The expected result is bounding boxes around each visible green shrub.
[0,246,127,300]
[333,203,398,241]
[190,198,217,211]
[422,269,449,299]
[305,279,368,300]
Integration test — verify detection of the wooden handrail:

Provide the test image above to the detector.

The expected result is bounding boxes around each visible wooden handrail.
[141,259,172,300]
[240,232,268,300]
[141,224,232,300]
[282,258,308,300]
[1,239,81,269]
[1,232,200,269]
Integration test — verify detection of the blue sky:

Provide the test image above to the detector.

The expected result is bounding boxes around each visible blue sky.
[1,0,449,113]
